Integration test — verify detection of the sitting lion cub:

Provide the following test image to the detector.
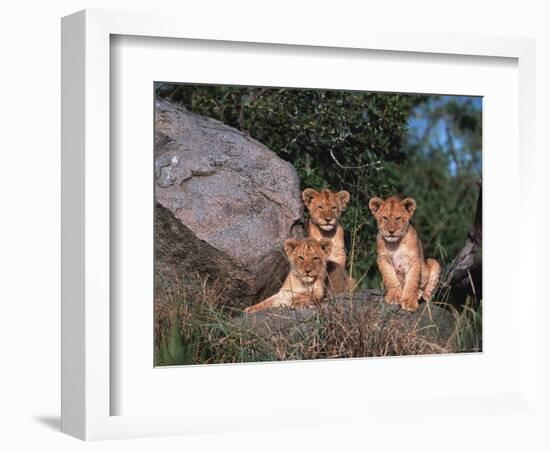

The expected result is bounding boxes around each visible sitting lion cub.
[244,237,332,313]
[302,188,350,267]
[368,196,441,312]
[302,188,355,293]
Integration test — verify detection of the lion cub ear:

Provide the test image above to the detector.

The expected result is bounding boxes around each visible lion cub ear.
[401,198,417,216]
[318,239,333,258]
[368,197,383,215]
[337,190,350,209]
[284,238,300,256]
[302,188,319,207]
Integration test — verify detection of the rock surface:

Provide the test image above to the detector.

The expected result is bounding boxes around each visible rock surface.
[238,290,457,346]
[155,202,253,308]
[155,98,303,267]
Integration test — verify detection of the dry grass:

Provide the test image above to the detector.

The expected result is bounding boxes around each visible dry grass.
[154,274,482,366]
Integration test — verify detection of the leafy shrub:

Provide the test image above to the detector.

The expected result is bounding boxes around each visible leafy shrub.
[155,84,481,290]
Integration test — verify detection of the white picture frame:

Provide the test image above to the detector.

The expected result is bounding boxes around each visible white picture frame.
[61,9,538,441]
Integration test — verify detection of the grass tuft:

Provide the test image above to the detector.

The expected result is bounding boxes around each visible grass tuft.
[155,275,482,366]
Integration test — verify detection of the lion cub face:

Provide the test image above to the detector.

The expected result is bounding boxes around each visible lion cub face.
[284,237,332,284]
[369,196,416,243]
[302,188,350,231]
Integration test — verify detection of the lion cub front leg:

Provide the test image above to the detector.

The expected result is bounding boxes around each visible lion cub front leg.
[244,291,292,314]
[378,257,402,305]
[290,292,318,309]
[401,259,422,312]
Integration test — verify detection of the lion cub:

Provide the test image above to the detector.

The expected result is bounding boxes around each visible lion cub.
[302,188,350,267]
[369,196,441,312]
[244,237,332,313]
[302,188,355,294]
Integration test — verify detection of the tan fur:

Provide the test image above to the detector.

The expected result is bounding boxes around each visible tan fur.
[369,196,441,312]
[325,261,356,296]
[302,188,356,294]
[244,237,332,313]
[302,188,350,267]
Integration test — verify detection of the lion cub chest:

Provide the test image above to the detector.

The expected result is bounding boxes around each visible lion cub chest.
[391,250,408,276]
[384,243,410,280]
[307,223,346,267]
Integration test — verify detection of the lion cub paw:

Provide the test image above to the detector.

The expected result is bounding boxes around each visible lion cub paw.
[400,296,419,312]
[385,286,402,305]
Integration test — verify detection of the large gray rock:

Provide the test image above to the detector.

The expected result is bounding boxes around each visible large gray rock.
[155,98,303,266]
[155,202,253,308]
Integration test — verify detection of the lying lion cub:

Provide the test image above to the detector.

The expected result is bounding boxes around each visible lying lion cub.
[369,196,441,312]
[244,237,332,313]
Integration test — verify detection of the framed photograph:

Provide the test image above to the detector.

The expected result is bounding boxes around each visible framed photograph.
[152,82,483,367]
[62,9,538,441]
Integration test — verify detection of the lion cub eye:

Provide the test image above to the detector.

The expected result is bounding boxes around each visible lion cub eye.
[382,216,388,222]
[313,256,319,262]
[317,205,323,210]
[396,217,402,222]
[332,207,336,211]
[298,256,305,262]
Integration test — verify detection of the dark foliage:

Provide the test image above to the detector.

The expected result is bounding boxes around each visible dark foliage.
[155,83,481,292]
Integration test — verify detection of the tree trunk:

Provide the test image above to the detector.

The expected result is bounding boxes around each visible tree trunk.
[442,179,482,306]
